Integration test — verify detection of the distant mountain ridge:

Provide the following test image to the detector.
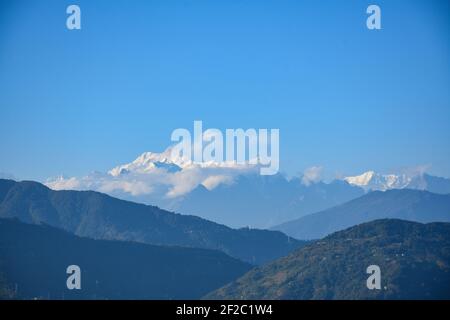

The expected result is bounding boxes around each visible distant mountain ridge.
[0,179,303,265]
[46,149,450,229]
[344,171,450,194]
[46,152,367,228]
[272,189,450,240]
[173,174,365,228]
[206,219,450,300]
[172,171,450,228]
[0,218,251,299]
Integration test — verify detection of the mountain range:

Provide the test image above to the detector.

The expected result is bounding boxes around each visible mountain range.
[0,218,251,299]
[206,219,450,300]
[2,177,450,300]
[272,189,450,240]
[44,148,450,228]
[345,171,450,193]
[172,174,364,228]
[0,179,303,265]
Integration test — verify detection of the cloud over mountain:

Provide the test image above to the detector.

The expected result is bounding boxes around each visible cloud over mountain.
[301,166,323,186]
[45,145,450,228]
[46,145,258,199]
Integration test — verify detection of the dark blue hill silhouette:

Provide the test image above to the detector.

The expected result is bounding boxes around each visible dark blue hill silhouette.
[0,218,251,299]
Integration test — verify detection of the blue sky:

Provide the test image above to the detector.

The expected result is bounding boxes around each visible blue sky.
[0,0,449,181]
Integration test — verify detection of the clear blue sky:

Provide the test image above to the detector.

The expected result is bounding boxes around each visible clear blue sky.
[0,0,449,181]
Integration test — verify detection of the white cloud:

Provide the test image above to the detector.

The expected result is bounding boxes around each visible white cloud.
[97,179,155,196]
[301,166,323,186]
[46,176,82,190]
[202,175,234,190]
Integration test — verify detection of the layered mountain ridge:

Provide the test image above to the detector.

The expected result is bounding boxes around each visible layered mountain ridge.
[273,189,450,240]
[45,148,450,228]
[0,179,303,265]
[0,218,251,299]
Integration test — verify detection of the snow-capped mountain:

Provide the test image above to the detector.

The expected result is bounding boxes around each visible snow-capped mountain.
[45,146,365,227]
[45,144,450,229]
[344,170,450,194]
[108,146,257,177]
[108,148,184,176]
[344,171,412,191]
[47,146,259,202]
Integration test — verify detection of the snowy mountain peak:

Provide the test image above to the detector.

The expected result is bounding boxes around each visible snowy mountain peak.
[344,171,413,191]
[109,148,186,177]
[344,171,375,186]
[108,145,259,177]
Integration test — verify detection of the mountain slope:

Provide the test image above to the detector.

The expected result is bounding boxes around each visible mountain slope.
[0,218,251,299]
[272,189,450,240]
[206,219,450,300]
[0,179,303,265]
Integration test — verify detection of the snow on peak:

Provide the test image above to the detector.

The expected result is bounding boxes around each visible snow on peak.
[47,144,261,201]
[109,145,258,177]
[344,171,375,186]
[344,171,413,191]
[108,147,187,177]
